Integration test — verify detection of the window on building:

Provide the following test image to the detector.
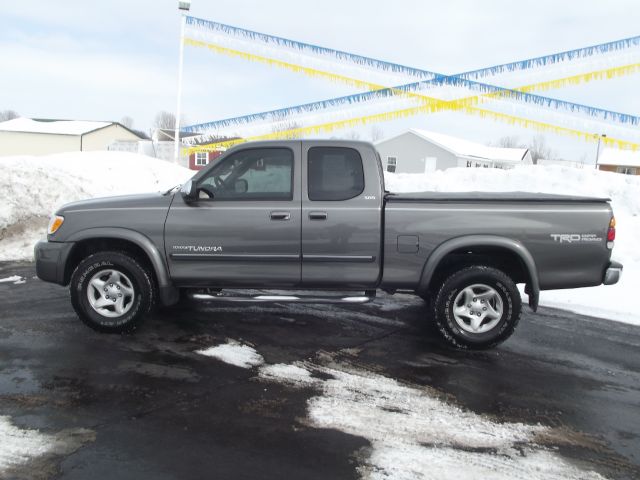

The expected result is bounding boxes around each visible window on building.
[195,152,208,166]
[308,147,365,201]
[386,156,397,173]
[616,166,637,175]
[198,148,294,200]
[466,160,472,168]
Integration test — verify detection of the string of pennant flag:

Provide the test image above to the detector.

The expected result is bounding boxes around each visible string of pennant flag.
[182,40,640,152]
[180,15,640,152]
[180,38,640,131]
[181,62,640,135]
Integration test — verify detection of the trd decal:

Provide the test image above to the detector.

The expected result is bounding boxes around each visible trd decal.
[550,234,602,244]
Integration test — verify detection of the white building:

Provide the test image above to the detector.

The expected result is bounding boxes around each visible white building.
[0,118,145,156]
[597,148,640,176]
[375,129,532,173]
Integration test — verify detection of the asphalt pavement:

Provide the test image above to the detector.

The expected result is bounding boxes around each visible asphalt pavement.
[1,261,639,480]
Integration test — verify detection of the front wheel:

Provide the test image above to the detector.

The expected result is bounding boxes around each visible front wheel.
[70,251,156,333]
[433,265,521,349]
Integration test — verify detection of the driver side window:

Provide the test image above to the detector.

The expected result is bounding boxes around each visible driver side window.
[198,148,294,201]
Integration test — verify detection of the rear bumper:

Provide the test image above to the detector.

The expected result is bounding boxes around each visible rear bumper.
[603,261,623,285]
[34,240,75,285]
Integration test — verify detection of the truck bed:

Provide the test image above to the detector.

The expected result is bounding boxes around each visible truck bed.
[385,192,611,203]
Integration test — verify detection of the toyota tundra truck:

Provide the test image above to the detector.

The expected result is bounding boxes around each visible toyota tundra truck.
[34,140,622,349]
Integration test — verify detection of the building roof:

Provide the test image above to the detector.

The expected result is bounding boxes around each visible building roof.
[394,129,529,163]
[598,147,640,168]
[154,128,203,142]
[0,117,116,135]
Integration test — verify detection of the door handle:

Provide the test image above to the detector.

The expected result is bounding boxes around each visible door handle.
[309,211,328,221]
[270,211,290,221]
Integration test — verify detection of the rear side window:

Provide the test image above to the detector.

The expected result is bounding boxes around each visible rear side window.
[308,147,365,201]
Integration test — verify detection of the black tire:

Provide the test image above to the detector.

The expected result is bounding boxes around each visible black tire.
[70,251,156,333]
[433,265,521,349]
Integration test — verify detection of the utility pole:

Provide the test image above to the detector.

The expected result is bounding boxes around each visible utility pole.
[595,133,606,170]
[174,1,191,164]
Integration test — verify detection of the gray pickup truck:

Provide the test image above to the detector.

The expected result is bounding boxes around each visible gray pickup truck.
[35,140,622,349]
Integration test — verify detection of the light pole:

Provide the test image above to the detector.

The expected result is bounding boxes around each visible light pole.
[174,1,191,164]
[594,133,606,170]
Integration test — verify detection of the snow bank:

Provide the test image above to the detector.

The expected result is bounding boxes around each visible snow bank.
[385,166,640,326]
[195,340,265,368]
[0,152,192,261]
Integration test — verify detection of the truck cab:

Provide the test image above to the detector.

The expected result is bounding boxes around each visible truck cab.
[166,140,384,289]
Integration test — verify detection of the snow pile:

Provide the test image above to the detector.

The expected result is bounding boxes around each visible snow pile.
[386,166,640,326]
[195,340,265,368]
[0,152,192,261]
[195,344,606,480]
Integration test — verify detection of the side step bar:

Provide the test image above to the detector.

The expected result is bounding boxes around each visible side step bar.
[189,290,376,304]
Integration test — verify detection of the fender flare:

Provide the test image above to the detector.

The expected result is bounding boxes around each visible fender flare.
[417,235,540,310]
[66,227,178,305]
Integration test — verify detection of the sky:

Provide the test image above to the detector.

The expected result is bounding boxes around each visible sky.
[1,0,639,161]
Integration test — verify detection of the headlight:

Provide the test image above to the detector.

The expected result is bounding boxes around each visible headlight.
[47,215,64,235]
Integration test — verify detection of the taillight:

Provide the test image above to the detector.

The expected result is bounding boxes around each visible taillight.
[607,216,616,248]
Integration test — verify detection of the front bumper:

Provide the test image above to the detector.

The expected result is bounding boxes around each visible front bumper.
[34,240,75,285]
[603,260,623,285]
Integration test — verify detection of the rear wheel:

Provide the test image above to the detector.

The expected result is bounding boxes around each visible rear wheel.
[433,265,521,349]
[70,251,156,333]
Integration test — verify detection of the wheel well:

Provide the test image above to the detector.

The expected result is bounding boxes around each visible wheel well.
[63,238,157,286]
[427,246,530,295]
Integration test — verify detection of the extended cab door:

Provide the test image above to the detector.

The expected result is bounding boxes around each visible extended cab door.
[301,142,383,288]
[164,144,302,287]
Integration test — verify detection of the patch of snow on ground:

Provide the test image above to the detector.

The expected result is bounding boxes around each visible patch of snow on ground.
[0,416,94,475]
[0,152,192,261]
[0,416,55,471]
[196,340,265,368]
[386,166,640,326]
[0,275,24,284]
[258,358,605,480]
[258,363,315,386]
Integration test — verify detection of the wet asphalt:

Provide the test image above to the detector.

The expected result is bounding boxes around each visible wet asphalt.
[0,261,639,480]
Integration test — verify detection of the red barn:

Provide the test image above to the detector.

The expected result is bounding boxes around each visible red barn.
[189,151,223,171]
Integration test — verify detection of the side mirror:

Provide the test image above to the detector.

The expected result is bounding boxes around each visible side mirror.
[234,179,248,194]
[180,180,197,202]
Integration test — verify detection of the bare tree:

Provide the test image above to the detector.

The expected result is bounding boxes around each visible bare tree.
[345,130,361,140]
[528,135,555,163]
[0,110,19,121]
[494,134,555,164]
[497,135,520,148]
[120,116,134,129]
[153,111,177,130]
[370,125,384,142]
[270,120,302,139]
